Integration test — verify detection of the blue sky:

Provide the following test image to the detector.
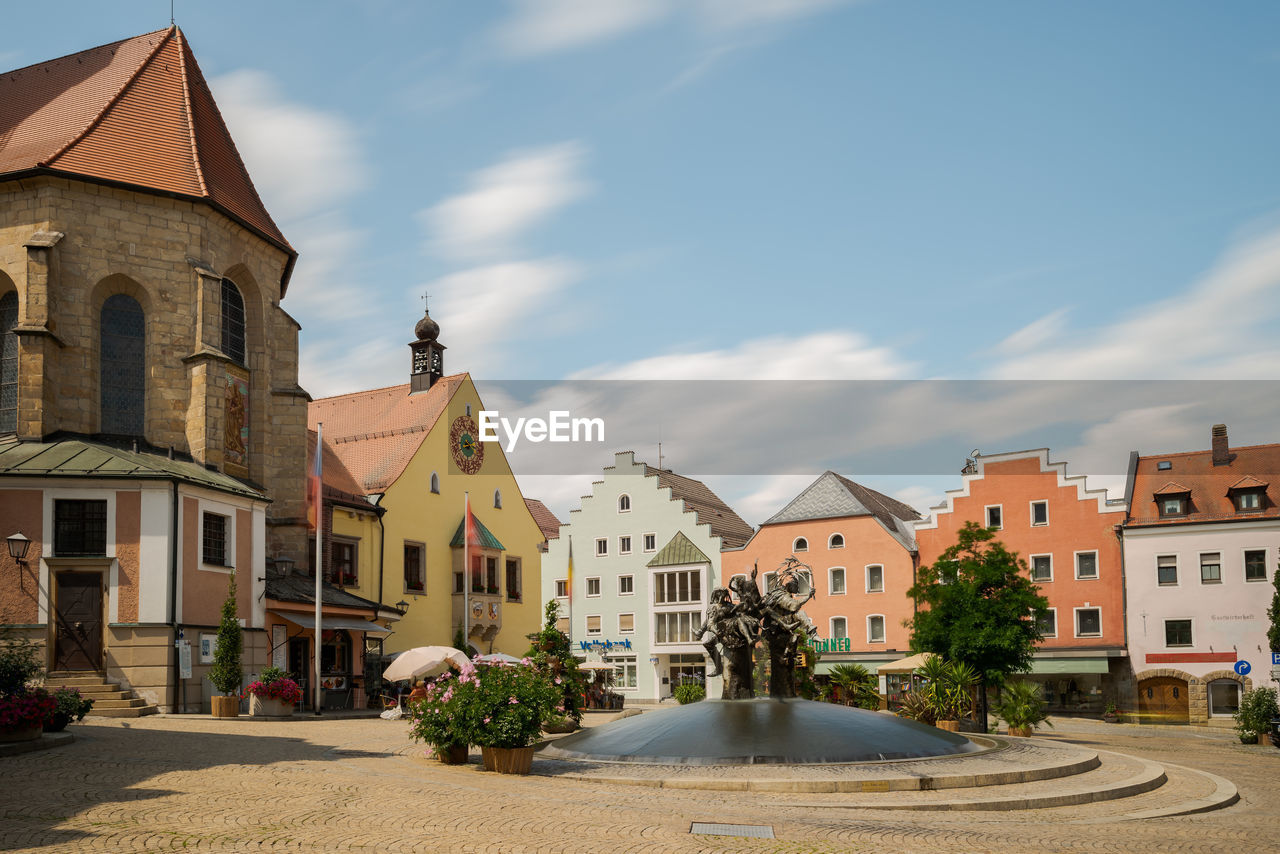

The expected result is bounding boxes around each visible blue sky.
[8,1,1280,521]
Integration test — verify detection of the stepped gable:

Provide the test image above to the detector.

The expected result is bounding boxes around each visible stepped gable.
[308,375,466,494]
[763,471,921,550]
[643,465,754,549]
[0,27,295,286]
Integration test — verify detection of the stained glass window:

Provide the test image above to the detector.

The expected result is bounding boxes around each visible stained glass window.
[221,279,246,365]
[0,291,17,433]
[100,294,145,436]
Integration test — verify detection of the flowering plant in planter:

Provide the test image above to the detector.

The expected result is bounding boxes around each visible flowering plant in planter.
[0,688,57,730]
[245,666,303,706]
[471,660,558,749]
[408,659,483,752]
[45,687,94,732]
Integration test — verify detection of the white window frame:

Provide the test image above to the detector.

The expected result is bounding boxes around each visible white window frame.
[828,533,845,549]
[1030,500,1049,527]
[618,613,635,635]
[585,615,602,636]
[595,537,608,557]
[1030,553,1053,583]
[1074,550,1099,581]
[618,574,634,596]
[985,504,1003,530]
[865,564,885,594]
[793,536,809,553]
[642,532,657,553]
[618,493,631,513]
[1243,548,1268,583]
[554,579,568,599]
[1164,617,1194,649]
[619,535,632,556]
[1199,551,1222,585]
[830,616,848,639]
[828,567,847,595]
[1037,607,1058,638]
[585,576,601,598]
[1156,554,1179,587]
[1073,606,1102,639]
[201,509,235,570]
[866,614,886,644]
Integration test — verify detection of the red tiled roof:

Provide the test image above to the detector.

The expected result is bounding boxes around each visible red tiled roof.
[306,428,367,503]
[0,28,295,285]
[308,376,466,494]
[643,465,754,549]
[524,498,562,541]
[1129,441,1280,526]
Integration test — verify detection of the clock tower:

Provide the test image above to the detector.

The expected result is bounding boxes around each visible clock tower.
[409,304,447,392]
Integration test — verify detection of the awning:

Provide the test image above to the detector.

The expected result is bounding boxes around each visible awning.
[877,652,937,674]
[272,612,391,634]
[1027,657,1110,675]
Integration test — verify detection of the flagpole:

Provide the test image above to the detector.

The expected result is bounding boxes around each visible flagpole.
[462,491,469,651]
[313,422,323,716]
[567,535,573,647]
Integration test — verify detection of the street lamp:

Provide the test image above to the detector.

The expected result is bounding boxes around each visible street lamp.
[395,599,410,613]
[273,555,295,575]
[6,532,31,564]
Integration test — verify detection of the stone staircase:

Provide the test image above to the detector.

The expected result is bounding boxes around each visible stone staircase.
[46,671,159,718]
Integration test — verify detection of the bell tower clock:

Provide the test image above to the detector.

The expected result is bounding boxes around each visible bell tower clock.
[409,302,446,392]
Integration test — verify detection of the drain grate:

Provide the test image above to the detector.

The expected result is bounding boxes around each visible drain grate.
[690,822,775,839]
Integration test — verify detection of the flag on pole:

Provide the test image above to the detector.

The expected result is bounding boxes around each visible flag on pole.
[566,536,574,604]
[307,426,323,531]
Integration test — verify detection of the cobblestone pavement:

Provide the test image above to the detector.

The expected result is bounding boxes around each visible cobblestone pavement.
[1,715,1277,853]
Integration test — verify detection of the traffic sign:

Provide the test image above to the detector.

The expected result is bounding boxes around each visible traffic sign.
[1273,652,1280,666]
[1233,660,1251,676]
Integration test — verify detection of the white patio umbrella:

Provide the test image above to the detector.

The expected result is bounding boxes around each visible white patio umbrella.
[474,652,522,665]
[577,662,616,672]
[382,646,470,682]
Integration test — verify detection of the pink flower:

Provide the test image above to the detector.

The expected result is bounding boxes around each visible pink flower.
[483,717,491,724]
[554,677,562,685]
[509,697,519,704]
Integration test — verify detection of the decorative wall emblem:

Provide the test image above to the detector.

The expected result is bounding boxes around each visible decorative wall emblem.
[224,365,250,473]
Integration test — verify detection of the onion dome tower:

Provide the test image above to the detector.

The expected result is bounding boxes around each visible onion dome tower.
[409,301,446,392]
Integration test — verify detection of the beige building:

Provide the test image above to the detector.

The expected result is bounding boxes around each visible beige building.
[0,28,309,712]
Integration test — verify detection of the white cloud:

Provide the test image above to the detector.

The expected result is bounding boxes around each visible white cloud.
[493,0,671,57]
[429,258,581,376]
[574,331,917,380]
[991,225,1280,379]
[421,142,590,261]
[696,0,855,29]
[994,307,1070,357]
[211,70,366,222]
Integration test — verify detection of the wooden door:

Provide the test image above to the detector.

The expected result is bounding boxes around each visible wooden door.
[1137,677,1189,723]
[54,572,104,671]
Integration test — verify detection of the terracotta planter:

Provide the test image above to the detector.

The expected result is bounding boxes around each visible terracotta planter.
[1008,725,1033,737]
[211,695,240,718]
[483,745,535,775]
[0,724,43,743]
[249,695,294,717]
[436,743,469,764]
[935,719,960,732]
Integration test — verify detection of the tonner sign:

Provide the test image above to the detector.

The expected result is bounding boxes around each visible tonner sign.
[812,637,852,653]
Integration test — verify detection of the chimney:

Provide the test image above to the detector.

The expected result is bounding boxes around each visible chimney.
[1211,424,1230,466]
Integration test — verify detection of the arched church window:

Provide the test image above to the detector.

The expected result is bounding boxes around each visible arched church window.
[0,291,17,434]
[221,279,246,365]
[100,294,145,436]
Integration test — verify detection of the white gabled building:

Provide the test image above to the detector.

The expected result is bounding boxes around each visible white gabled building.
[540,451,752,701]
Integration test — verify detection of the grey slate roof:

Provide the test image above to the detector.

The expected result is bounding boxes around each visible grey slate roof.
[0,435,265,499]
[265,570,386,612]
[762,471,921,550]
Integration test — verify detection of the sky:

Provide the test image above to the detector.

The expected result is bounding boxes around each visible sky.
[7,1,1280,524]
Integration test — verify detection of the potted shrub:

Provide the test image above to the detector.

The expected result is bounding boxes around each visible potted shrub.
[45,687,94,732]
[994,679,1053,737]
[1234,687,1278,746]
[828,663,880,710]
[471,661,558,774]
[917,657,977,731]
[208,573,243,717]
[674,683,706,704]
[246,667,302,717]
[0,629,53,742]
[408,662,481,764]
[524,600,587,726]
[896,690,936,725]
[1101,700,1119,723]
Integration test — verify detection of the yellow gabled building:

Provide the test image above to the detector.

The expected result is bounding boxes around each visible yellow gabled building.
[307,307,547,664]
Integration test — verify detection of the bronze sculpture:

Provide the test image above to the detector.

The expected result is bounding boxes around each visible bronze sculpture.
[699,557,818,699]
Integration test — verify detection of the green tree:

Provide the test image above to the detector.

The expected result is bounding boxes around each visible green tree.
[208,572,243,695]
[908,522,1049,731]
[1267,551,1280,653]
[525,600,587,723]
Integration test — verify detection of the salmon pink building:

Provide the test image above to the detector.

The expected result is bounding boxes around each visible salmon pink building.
[1122,425,1278,726]
[915,450,1128,716]
[725,472,921,678]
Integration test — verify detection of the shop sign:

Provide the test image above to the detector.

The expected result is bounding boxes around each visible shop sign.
[812,637,852,653]
[578,639,634,652]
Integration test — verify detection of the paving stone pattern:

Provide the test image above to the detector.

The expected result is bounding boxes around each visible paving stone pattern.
[1,716,1277,853]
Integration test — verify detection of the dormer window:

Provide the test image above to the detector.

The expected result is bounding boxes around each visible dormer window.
[1227,477,1267,513]
[1236,491,1263,512]
[1154,482,1191,518]
[1160,497,1186,517]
